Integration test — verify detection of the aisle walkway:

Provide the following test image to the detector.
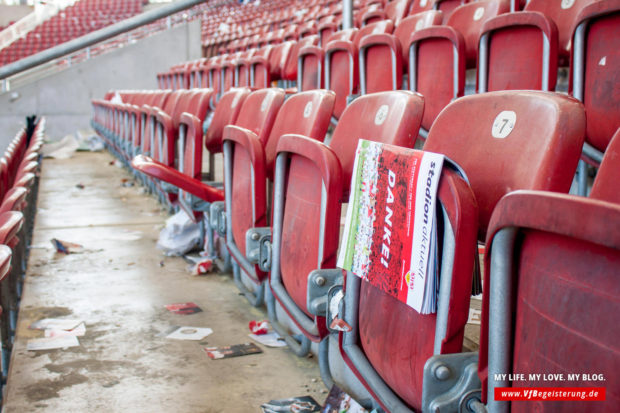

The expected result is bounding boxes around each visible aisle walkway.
[4,152,324,412]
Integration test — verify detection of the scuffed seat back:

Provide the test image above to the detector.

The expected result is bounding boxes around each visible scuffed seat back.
[570,0,620,157]
[424,90,586,239]
[481,189,620,411]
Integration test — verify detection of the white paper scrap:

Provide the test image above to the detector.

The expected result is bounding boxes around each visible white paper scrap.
[166,326,213,341]
[29,318,82,331]
[248,332,287,348]
[27,336,80,351]
[44,322,86,338]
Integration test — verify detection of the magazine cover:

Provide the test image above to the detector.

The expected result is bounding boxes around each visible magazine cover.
[337,140,444,314]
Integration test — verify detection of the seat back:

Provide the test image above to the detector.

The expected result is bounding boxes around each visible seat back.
[446,0,510,68]
[478,11,558,93]
[228,89,286,258]
[394,10,444,62]
[228,90,335,282]
[330,91,424,197]
[205,87,251,153]
[409,0,435,15]
[283,35,318,81]
[271,91,425,342]
[525,0,600,61]
[590,127,620,203]
[424,90,586,239]
[481,190,620,411]
[409,26,465,131]
[570,0,620,154]
[434,0,469,23]
[324,28,359,119]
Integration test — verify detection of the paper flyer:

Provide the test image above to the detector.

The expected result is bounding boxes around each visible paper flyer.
[337,140,444,314]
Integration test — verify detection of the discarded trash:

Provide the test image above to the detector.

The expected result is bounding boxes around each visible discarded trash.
[205,343,263,359]
[165,302,202,315]
[165,326,213,341]
[42,134,80,159]
[27,336,80,351]
[75,130,104,152]
[120,178,135,187]
[50,238,83,254]
[184,254,215,275]
[322,385,368,413]
[159,260,165,267]
[467,308,482,325]
[113,160,123,168]
[45,322,86,338]
[261,396,321,413]
[249,320,270,335]
[156,210,201,256]
[76,183,85,189]
[249,332,287,348]
[30,318,82,331]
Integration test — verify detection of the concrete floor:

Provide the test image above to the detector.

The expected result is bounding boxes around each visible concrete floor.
[3,151,325,412]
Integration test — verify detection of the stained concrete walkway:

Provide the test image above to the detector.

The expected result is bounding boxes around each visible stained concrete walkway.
[3,151,325,412]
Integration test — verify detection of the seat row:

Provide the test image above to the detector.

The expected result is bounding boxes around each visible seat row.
[0,0,144,66]
[92,82,619,411]
[163,0,620,199]
[0,117,44,397]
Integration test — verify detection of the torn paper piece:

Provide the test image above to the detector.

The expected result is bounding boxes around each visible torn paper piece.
[467,308,482,325]
[204,343,262,359]
[248,320,269,335]
[248,332,287,348]
[44,322,86,338]
[165,302,202,315]
[166,326,213,341]
[30,318,82,331]
[261,396,321,413]
[27,336,80,351]
[50,238,83,254]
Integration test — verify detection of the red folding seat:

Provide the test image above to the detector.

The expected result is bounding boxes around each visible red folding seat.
[569,0,620,194]
[150,89,213,205]
[298,20,318,38]
[525,0,601,64]
[357,9,443,98]
[0,211,22,376]
[478,188,620,412]
[324,20,393,117]
[478,10,558,93]
[590,127,620,204]
[317,15,341,46]
[433,0,469,23]
[282,35,319,83]
[267,91,424,360]
[362,0,411,26]
[249,45,274,88]
[424,91,586,238]
[268,41,294,82]
[282,25,298,41]
[222,89,335,306]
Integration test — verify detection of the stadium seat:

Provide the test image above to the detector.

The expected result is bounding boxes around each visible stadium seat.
[478,11,558,93]
[424,90,586,238]
[267,91,424,359]
[222,89,334,306]
[569,0,620,194]
[479,189,620,411]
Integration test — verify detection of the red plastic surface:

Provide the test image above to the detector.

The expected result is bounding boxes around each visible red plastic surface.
[480,190,620,408]
[590,128,620,203]
[329,91,424,198]
[424,90,586,239]
[410,26,465,131]
[131,155,224,202]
